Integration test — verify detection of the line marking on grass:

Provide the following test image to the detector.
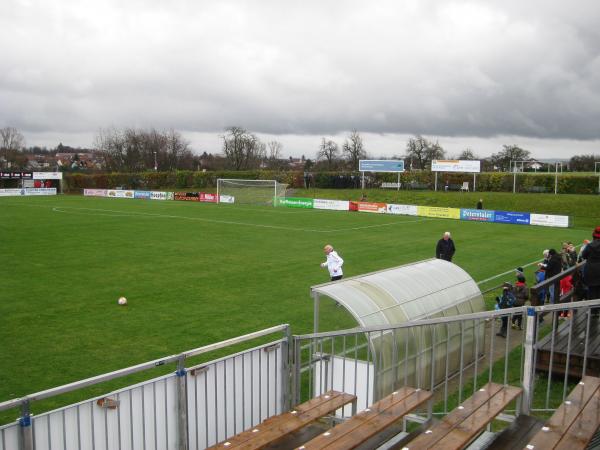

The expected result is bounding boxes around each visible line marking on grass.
[50,206,433,233]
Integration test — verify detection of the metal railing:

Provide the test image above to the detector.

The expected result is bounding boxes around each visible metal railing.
[0,324,290,450]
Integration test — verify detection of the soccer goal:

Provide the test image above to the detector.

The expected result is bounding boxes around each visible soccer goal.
[217,179,288,205]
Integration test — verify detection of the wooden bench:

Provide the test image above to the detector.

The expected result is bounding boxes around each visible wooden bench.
[297,387,432,450]
[401,382,522,450]
[207,390,356,450]
[524,375,600,450]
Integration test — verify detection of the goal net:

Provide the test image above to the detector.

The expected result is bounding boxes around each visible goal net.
[217,179,288,205]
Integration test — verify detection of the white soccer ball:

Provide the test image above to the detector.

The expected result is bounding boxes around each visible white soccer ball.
[118,296,127,305]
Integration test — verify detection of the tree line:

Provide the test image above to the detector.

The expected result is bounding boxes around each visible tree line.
[1,126,599,173]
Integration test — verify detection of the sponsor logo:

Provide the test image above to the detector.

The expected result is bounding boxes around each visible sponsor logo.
[174,192,200,201]
[386,204,418,216]
[460,209,495,222]
[199,192,218,203]
[278,197,314,208]
[494,211,530,225]
[357,202,387,213]
[134,191,151,199]
[313,199,349,211]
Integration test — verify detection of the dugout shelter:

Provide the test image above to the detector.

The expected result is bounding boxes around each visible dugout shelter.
[310,258,485,399]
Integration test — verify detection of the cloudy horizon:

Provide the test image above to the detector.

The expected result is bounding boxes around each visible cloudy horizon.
[2,1,600,160]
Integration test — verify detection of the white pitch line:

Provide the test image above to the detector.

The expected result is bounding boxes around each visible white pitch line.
[51,206,432,233]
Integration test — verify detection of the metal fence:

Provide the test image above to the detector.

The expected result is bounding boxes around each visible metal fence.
[0,325,290,450]
[292,299,600,423]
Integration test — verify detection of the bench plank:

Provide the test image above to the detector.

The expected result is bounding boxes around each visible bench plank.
[555,388,600,450]
[300,387,432,450]
[432,385,521,450]
[208,391,356,450]
[525,376,600,450]
[402,382,504,449]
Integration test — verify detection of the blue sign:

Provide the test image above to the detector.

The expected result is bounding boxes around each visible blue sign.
[359,160,405,172]
[460,209,495,222]
[134,190,151,199]
[494,211,530,225]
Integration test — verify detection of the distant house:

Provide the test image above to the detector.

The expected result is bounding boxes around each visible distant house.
[527,160,543,171]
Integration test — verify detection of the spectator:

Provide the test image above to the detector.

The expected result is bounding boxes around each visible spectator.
[580,226,600,301]
[579,240,591,263]
[559,273,574,318]
[436,232,456,262]
[539,249,562,303]
[511,274,529,330]
[476,199,483,210]
[496,283,516,337]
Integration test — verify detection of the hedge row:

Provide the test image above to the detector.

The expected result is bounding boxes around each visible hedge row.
[62,171,600,195]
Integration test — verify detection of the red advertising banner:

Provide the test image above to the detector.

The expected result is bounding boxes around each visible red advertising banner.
[174,192,200,201]
[199,192,218,203]
[357,202,387,213]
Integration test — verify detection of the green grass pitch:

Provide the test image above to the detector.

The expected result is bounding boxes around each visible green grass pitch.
[0,194,592,420]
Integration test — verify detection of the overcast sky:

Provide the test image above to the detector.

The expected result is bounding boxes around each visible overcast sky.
[1,0,599,159]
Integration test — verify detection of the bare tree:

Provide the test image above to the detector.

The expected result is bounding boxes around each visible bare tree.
[405,135,445,170]
[265,140,284,170]
[317,138,339,170]
[0,127,26,168]
[457,148,478,160]
[222,126,265,170]
[342,129,367,170]
[490,145,530,171]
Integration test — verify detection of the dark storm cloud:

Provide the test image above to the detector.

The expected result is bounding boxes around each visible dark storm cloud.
[1,0,600,151]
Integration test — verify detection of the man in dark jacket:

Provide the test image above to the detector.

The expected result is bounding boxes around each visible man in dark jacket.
[581,226,600,301]
[436,232,456,262]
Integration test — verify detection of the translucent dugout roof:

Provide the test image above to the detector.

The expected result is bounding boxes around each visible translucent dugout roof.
[311,258,483,330]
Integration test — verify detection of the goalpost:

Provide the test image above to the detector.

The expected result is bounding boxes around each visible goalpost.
[217,179,288,206]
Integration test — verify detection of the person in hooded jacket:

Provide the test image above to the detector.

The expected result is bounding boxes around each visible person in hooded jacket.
[581,226,600,301]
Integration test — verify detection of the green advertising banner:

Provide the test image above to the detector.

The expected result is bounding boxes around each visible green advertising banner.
[277,197,314,208]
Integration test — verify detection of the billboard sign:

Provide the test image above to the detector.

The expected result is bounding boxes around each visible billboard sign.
[199,192,218,203]
[460,209,495,222]
[356,202,387,213]
[174,192,200,201]
[33,172,63,180]
[219,195,235,204]
[84,189,107,197]
[134,190,151,199]
[313,199,350,211]
[417,206,461,219]
[530,214,569,228]
[493,211,530,225]
[386,204,418,216]
[431,160,481,173]
[107,189,135,198]
[359,160,405,173]
[277,197,314,208]
[150,191,173,201]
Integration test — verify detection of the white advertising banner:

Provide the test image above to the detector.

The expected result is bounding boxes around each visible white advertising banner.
[432,160,481,173]
[150,191,174,201]
[0,189,23,196]
[313,199,350,211]
[24,188,56,195]
[386,204,418,216]
[530,213,569,228]
[219,195,235,203]
[33,171,63,180]
[107,189,135,199]
[84,189,108,197]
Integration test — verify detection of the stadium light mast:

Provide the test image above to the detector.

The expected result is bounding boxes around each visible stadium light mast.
[153,151,157,172]
[596,162,600,194]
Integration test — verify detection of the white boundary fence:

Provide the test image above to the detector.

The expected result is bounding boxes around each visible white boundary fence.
[0,325,289,450]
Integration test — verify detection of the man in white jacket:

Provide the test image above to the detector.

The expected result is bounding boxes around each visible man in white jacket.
[321,244,344,281]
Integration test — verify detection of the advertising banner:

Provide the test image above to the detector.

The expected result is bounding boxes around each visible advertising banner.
[357,202,387,213]
[530,214,569,228]
[174,192,200,201]
[417,206,461,219]
[386,204,418,216]
[0,172,32,179]
[460,209,496,222]
[313,199,350,211]
[0,189,24,196]
[359,160,405,172]
[24,188,57,196]
[107,190,135,199]
[219,195,235,203]
[277,197,314,208]
[134,191,152,199]
[33,172,63,180]
[199,192,218,203]
[84,189,108,197]
[431,160,481,173]
[493,211,530,225]
[150,191,173,201]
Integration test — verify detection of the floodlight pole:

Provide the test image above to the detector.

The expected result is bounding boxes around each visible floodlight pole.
[554,162,561,195]
[153,151,157,172]
[595,162,600,194]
